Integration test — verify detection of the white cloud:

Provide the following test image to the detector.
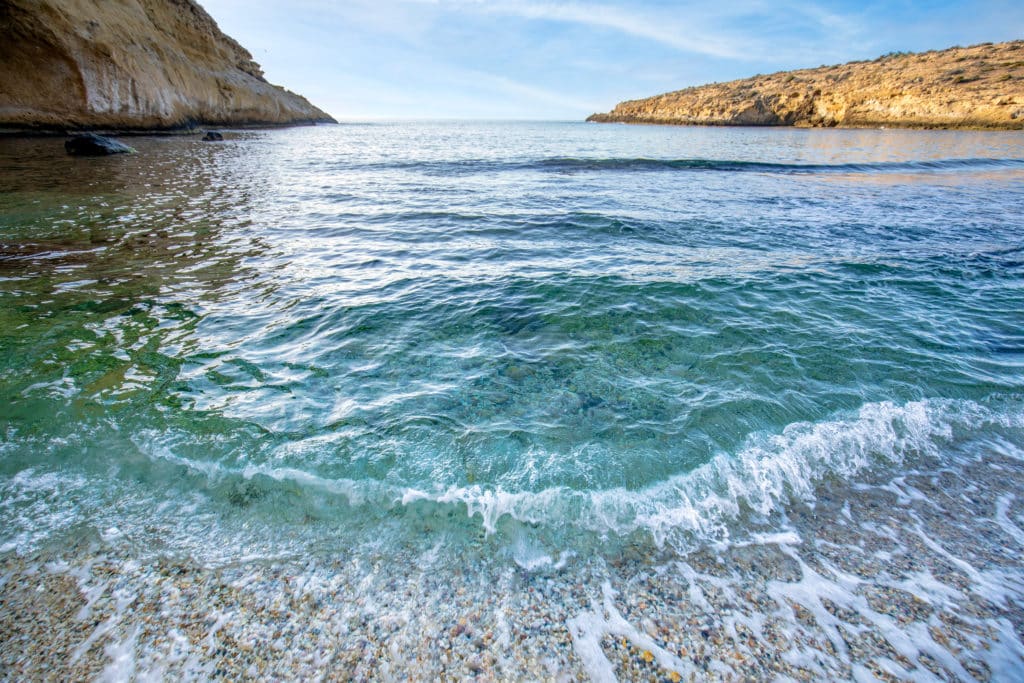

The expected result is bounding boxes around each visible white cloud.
[483,2,749,59]
[200,0,1024,119]
[417,0,874,62]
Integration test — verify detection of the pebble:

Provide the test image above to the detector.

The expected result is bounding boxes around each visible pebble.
[3,450,1024,680]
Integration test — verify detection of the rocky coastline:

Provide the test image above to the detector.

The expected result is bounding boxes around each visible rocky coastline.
[588,41,1024,130]
[0,0,334,133]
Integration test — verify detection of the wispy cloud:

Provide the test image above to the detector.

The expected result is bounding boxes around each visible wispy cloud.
[480,2,749,59]
[424,0,876,63]
[201,0,1024,119]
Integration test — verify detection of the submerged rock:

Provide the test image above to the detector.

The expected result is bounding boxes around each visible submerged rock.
[64,133,135,156]
[202,131,225,141]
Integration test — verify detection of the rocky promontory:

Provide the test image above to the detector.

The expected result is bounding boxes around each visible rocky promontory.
[0,0,334,132]
[588,41,1024,129]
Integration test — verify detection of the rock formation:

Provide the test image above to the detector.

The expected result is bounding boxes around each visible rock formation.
[0,0,334,131]
[588,41,1024,130]
[65,132,135,155]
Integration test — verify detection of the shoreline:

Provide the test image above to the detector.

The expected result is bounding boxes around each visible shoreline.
[0,120,338,139]
[2,119,1023,682]
[3,442,1022,681]
[584,117,1024,131]
[586,40,1024,132]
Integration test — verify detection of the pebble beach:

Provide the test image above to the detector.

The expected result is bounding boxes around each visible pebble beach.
[4,436,1023,681]
[3,124,1024,681]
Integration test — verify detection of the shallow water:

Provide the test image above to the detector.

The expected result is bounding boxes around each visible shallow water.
[2,122,1024,560]
[2,123,1024,678]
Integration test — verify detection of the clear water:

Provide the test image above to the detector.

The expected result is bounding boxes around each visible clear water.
[2,122,1024,565]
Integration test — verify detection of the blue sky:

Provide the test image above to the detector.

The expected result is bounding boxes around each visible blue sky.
[200,0,1024,120]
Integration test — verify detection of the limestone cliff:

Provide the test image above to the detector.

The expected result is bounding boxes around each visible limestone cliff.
[588,41,1024,130]
[0,0,334,131]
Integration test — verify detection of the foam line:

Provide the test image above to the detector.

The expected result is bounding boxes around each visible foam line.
[568,581,693,682]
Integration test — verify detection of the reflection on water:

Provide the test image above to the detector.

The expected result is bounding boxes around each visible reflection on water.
[1,123,1024,559]
[0,136,267,430]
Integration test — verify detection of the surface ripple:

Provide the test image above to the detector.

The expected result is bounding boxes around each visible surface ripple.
[2,122,1023,557]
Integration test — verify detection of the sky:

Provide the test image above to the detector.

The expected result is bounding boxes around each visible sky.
[199,0,1024,121]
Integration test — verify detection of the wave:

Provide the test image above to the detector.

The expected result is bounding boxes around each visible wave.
[135,397,1024,551]
[533,156,1024,174]
[357,157,1024,176]
[399,398,1023,547]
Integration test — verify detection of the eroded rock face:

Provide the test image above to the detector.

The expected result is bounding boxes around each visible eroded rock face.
[0,0,335,131]
[588,41,1024,129]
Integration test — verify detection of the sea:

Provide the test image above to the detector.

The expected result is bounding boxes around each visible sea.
[2,121,1024,680]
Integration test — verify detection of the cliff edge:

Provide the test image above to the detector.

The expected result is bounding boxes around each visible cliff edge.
[0,0,335,131]
[588,41,1024,130]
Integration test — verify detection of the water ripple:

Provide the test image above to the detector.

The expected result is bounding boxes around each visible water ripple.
[1,122,1023,555]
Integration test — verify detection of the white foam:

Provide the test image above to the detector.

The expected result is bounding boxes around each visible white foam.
[569,581,693,683]
[70,614,120,665]
[750,503,1024,683]
[205,610,230,648]
[713,530,801,552]
[119,397,1024,555]
[100,625,139,683]
[989,617,1024,680]
[510,533,574,571]
[394,398,1024,549]
[994,494,1024,547]
[0,468,96,555]
[909,519,1024,609]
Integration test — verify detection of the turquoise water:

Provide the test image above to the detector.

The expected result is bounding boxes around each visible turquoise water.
[2,122,1024,564]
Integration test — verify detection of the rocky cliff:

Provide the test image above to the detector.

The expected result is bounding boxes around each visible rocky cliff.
[588,41,1024,130]
[0,0,334,131]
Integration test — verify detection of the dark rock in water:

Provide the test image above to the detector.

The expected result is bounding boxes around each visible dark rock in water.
[65,133,134,156]
[202,131,224,141]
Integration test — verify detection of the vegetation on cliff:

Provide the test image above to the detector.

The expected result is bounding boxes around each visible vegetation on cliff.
[588,41,1024,130]
[0,0,334,131]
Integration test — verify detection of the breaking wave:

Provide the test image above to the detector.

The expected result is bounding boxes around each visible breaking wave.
[124,397,1024,551]
[361,156,1024,176]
